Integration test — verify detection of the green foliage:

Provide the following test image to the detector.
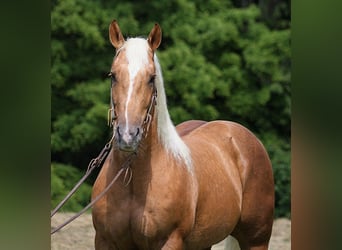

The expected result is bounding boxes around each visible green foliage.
[51,79,109,152]
[51,0,291,217]
[262,133,291,218]
[51,163,92,212]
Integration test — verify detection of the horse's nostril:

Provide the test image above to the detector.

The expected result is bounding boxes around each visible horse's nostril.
[116,126,121,136]
[128,127,140,137]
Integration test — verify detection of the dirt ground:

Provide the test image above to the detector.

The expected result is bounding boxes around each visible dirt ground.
[51,213,290,250]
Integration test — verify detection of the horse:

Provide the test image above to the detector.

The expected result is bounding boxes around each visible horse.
[91,20,274,250]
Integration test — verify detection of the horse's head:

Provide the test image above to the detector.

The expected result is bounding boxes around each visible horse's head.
[108,20,162,152]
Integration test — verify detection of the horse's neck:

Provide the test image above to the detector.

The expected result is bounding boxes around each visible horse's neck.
[111,55,192,173]
[109,120,165,195]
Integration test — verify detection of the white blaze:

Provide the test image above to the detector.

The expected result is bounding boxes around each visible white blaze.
[123,38,149,134]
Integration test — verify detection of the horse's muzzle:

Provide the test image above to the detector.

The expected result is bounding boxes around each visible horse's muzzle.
[115,125,142,152]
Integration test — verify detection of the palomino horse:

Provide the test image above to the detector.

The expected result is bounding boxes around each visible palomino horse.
[92,20,274,250]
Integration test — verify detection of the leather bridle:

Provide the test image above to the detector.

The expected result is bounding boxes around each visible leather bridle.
[108,76,158,140]
[141,84,157,138]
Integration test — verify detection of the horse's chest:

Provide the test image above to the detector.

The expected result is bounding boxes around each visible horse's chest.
[101,193,176,247]
[130,200,170,237]
[93,167,194,248]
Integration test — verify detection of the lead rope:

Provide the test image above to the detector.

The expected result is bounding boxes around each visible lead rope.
[50,134,115,218]
[51,152,135,235]
[51,86,118,220]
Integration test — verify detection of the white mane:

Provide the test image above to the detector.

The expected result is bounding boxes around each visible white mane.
[123,38,193,171]
[154,54,193,171]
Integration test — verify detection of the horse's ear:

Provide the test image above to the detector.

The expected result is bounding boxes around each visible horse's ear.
[147,23,162,51]
[109,20,125,49]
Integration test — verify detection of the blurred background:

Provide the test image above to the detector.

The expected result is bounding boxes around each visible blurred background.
[51,0,290,218]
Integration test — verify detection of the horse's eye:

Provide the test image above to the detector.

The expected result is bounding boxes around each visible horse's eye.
[149,75,156,85]
[108,72,117,85]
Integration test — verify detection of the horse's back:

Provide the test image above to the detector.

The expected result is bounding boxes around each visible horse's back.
[181,120,274,248]
[176,120,207,136]
[182,120,273,187]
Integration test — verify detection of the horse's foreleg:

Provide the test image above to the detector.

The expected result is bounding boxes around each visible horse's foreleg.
[161,230,184,250]
[94,233,120,250]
